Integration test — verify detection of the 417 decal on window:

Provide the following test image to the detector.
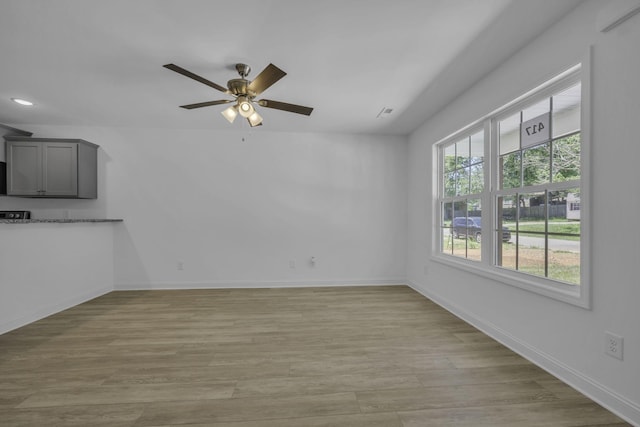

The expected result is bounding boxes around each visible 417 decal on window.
[525,121,544,135]
[521,112,550,148]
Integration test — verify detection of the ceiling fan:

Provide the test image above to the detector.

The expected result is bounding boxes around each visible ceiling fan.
[163,62,313,127]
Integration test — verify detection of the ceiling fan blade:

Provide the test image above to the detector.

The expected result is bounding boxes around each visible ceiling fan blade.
[180,100,233,110]
[164,63,230,94]
[248,64,286,96]
[258,99,313,116]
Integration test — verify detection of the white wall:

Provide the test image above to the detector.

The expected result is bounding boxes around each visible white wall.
[407,1,640,424]
[110,128,408,288]
[0,223,115,334]
[6,125,408,289]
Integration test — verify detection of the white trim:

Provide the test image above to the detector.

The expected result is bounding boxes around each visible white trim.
[430,253,585,307]
[579,45,593,309]
[407,280,640,427]
[114,278,407,291]
[0,286,112,335]
[494,178,581,197]
[598,2,640,32]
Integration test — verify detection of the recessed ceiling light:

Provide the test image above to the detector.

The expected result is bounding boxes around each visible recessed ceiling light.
[11,98,34,106]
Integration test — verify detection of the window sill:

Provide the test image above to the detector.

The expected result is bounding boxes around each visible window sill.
[430,253,590,309]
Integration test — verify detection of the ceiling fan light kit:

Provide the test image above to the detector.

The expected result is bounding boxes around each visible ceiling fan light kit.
[247,111,263,127]
[164,62,313,127]
[237,96,254,118]
[221,105,238,123]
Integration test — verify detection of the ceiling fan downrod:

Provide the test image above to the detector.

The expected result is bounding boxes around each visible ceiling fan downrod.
[235,63,251,78]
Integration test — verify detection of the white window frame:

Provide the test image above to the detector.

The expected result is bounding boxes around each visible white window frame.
[432,60,591,309]
[437,123,489,262]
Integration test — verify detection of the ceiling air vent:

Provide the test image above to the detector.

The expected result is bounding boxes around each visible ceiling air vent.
[376,107,394,119]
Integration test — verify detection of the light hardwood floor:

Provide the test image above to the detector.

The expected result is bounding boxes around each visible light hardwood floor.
[0,286,630,426]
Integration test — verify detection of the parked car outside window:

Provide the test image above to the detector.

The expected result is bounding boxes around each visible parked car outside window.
[452,216,511,242]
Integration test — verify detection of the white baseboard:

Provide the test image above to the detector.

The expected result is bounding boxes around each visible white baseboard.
[407,280,640,427]
[0,285,113,335]
[115,278,407,291]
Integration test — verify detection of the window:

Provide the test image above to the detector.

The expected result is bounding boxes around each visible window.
[434,64,589,307]
[440,130,485,261]
[496,81,581,284]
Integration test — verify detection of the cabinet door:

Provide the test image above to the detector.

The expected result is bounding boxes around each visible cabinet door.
[42,142,78,196]
[7,142,42,196]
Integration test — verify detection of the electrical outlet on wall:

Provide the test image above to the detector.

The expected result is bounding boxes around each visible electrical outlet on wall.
[605,331,624,360]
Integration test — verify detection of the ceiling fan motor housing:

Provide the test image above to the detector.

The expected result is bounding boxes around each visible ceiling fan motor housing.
[227,78,251,96]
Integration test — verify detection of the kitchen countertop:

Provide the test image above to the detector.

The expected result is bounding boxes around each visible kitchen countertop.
[0,219,123,224]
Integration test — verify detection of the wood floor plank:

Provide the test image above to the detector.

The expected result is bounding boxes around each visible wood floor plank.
[103,362,291,384]
[0,286,630,426]
[17,382,236,408]
[168,412,404,427]
[27,353,214,372]
[289,357,453,377]
[0,364,116,388]
[232,373,423,398]
[416,364,551,388]
[446,351,533,369]
[356,381,558,413]
[398,400,628,427]
[133,392,360,425]
[0,403,145,427]
[0,387,34,409]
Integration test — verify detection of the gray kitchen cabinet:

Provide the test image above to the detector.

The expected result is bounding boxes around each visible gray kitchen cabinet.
[5,137,98,199]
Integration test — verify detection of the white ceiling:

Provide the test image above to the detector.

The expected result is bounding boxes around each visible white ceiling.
[0,0,583,135]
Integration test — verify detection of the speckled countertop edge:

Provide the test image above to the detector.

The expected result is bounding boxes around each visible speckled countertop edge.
[0,219,123,224]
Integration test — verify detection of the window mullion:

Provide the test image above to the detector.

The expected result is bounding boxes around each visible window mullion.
[484,119,494,266]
